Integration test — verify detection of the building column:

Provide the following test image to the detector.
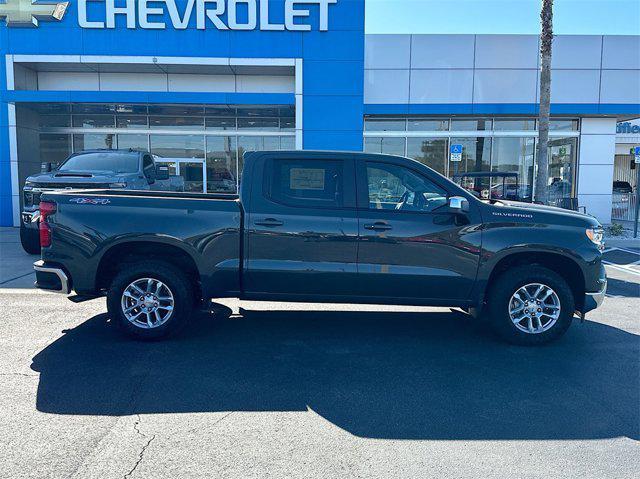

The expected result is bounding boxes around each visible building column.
[577,118,616,224]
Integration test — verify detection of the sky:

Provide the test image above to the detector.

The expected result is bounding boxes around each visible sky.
[365,0,640,35]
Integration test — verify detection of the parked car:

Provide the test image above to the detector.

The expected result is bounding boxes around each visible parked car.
[20,149,183,254]
[33,151,606,345]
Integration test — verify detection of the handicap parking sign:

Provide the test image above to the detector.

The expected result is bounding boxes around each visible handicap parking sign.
[634,146,640,164]
[450,144,463,162]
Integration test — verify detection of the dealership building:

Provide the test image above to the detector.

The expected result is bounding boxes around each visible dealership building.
[1,0,639,227]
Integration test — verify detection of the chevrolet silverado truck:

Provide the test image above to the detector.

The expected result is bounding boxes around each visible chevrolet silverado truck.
[33,151,607,345]
[21,149,181,254]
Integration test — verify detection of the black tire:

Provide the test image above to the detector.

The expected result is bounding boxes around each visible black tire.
[487,265,575,346]
[107,261,195,340]
[20,222,41,255]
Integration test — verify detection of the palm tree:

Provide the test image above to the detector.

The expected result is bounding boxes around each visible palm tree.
[535,0,553,204]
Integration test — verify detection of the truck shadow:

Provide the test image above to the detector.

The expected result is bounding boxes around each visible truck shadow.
[30,308,639,441]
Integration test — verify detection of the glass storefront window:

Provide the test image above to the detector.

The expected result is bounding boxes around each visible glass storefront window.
[280,136,296,150]
[448,137,491,176]
[206,136,237,193]
[364,118,406,132]
[364,137,405,156]
[205,117,236,130]
[150,135,205,159]
[237,118,279,130]
[72,115,115,128]
[117,116,148,129]
[407,137,448,175]
[148,105,205,116]
[39,134,71,164]
[492,137,535,201]
[39,115,71,128]
[407,119,449,131]
[547,137,577,207]
[181,162,205,192]
[149,116,204,129]
[117,134,148,151]
[280,118,295,131]
[72,104,115,114]
[549,119,579,131]
[494,118,536,131]
[450,119,492,131]
[73,133,116,151]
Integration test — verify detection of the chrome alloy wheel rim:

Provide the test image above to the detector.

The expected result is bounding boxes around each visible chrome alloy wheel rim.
[121,278,174,329]
[508,283,561,334]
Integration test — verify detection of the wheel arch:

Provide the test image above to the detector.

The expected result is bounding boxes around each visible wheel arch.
[95,239,202,300]
[480,250,586,312]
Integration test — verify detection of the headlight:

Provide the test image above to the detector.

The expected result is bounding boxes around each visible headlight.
[24,181,33,190]
[108,182,127,188]
[586,226,604,250]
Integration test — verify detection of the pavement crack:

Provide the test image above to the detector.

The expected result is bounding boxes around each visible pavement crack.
[124,415,156,479]
[0,372,38,377]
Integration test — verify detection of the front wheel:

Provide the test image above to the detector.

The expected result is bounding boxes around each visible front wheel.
[107,261,194,340]
[487,265,575,345]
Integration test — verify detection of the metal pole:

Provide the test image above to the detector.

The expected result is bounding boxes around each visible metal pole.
[634,163,639,238]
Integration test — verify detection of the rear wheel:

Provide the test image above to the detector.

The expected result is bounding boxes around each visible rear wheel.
[487,265,575,345]
[107,261,195,340]
[20,222,41,255]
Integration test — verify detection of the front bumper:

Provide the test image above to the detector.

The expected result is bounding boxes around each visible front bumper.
[583,278,607,314]
[34,260,71,294]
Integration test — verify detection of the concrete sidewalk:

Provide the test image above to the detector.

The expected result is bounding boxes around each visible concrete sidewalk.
[0,227,38,289]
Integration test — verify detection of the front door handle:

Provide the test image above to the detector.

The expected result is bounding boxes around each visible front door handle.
[255,218,284,227]
[364,222,392,231]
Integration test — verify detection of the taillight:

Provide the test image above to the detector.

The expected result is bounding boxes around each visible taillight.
[39,201,57,248]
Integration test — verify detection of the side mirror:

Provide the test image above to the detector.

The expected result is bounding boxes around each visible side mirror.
[155,164,170,181]
[449,196,469,213]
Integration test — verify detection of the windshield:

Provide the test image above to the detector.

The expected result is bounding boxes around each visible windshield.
[59,153,139,173]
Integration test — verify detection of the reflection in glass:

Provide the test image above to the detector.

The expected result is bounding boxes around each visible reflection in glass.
[549,119,579,131]
[364,137,405,156]
[117,134,148,151]
[150,135,204,159]
[39,134,71,163]
[117,116,148,129]
[206,136,237,193]
[72,115,115,128]
[493,119,536,131]
[547,137,577,206]
[237,118,279,130]
[205,117,236,130]
[407,119,449,131]
[73,133,116,151]
[450,119,492,131]
[280,136,296,150]
[492,137,535,201]
[407,138,448,174]
[364,118,406,132]
[39,115,71,128]
[149,116,204,130]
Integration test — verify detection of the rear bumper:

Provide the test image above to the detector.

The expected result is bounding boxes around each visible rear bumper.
[583,278,607,314]
[34,260,71,294]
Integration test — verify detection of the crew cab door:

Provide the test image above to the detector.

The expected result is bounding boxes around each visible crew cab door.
[244,153,359,298]
[355,157,482,302]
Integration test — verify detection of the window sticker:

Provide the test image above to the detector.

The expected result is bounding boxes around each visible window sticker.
[289,168,325,190]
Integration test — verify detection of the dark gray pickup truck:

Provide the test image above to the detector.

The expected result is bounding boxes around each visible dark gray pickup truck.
[33,151,607,345]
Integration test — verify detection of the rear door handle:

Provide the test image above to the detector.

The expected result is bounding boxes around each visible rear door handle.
[255,218,284,227]
[364,222,392,231]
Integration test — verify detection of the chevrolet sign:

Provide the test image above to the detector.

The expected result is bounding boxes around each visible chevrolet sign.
[0,0,69,27]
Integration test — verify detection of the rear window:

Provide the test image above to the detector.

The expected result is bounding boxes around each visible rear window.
[59,153,139,173]
[269,159,344,208]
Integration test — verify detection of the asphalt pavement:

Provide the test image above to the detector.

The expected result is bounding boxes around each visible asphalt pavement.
[0,227,638,478]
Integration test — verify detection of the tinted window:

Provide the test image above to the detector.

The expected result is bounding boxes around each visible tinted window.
[59,153,139,173]
[366,162,447,212]
[270,159,343,208]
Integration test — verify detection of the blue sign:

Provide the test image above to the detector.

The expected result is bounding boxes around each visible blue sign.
[634,146,640,156]
[450,144,463,154]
